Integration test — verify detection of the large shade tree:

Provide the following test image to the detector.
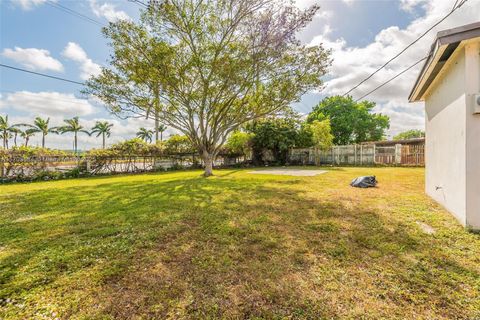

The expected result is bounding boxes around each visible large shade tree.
[85,0,330,176]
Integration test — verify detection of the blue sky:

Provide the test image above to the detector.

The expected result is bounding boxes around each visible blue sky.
[0,0,478,149]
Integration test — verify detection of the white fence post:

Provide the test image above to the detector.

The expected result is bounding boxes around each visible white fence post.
[86,158,91,173]
[395,144,402,165]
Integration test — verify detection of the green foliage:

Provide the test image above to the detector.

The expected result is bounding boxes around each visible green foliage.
[0,115,21,149]
[19,117,57,148]
[57,117,91,153]
[136,128,154,143]
[19,129,36,147]
[307,96,390,145]
[0,147,72,182]
[225,131,254,156]
[393,129,425,140]
[84,0,331,175]
[91,121,114,149]
[164,135,194,154]
[247,114,313,164]
[305,119,334,150]
[157,124,167,141]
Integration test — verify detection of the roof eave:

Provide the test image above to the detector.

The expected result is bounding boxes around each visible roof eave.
[408,22,480,103]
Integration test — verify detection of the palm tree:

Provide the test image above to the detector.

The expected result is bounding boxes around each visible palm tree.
[136,127,153,143]
[9,127,22,147]
[0,115,13,149]
[0,131,12,149]
[20,129,36,147]
[58,117,90,153]
[21,117,57,148]
[91,121,113,149]
[158,124,167,142]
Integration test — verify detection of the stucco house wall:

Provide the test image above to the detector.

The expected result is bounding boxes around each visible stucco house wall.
[464,41,480,228]
[423,40,480,229]
[424,48,467,224]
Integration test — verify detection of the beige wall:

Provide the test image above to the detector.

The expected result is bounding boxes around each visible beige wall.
[465,41,480,229]
[425,39,480,229]
[425,49,467,225]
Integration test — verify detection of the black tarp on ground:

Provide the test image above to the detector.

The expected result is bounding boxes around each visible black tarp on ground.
[350,176,378,188]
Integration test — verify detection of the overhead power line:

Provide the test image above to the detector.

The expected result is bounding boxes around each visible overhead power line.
[128,0,149,9]
[45,0,105,27]
[0,64,85,85]
[342,0,469,96]
[354,55,428,102]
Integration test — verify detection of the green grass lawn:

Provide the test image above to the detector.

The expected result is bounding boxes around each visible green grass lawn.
[1,167,479,319]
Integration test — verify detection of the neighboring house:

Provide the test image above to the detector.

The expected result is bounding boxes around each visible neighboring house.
[409,22,480,230]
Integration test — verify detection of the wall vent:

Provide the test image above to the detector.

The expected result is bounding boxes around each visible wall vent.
[474,94,480,114]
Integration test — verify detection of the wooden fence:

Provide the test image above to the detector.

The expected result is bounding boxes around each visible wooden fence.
[289,143,424,167]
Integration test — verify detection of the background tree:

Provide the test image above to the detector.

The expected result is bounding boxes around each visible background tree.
[21,117,57,148]
[164,135,195,154]
[9,127,22,147]
[306,119,334,150]
[247,113,311,164]
[225,131,254,157]
[20,129,36,147]
[0,131,12,149]
[308,96,390,145]
[0,115,18,149]
[136,127,153,143]
[393,129,425,140]
[158,124,167,142]
[91,121,114,149]
[58,117,91,154]
[85,0,330,176]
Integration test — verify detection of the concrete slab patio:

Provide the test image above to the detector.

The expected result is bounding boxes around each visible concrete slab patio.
[249,168,327,176]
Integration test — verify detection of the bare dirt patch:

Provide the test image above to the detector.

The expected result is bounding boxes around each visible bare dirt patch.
[249,168,327,176]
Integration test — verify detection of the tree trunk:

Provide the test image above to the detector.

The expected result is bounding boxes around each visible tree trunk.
[154,110,159,143]
[202,151,214,177]
[74,133,78,154]
[14,133,17,147]
[102,134,106,149]
[42,134,45,148]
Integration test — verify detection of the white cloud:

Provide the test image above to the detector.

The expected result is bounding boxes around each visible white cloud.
[0,91,96,117]
[399,0,427,12]
[62,42,102,80]
[342,0,355,6]
[307,0,480,136]
[2,47,64,72]
[89,0,131,22]
[11,0,49,10]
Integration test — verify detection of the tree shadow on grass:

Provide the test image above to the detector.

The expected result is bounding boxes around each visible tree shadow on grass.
[0,175,478,319]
